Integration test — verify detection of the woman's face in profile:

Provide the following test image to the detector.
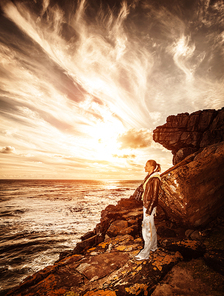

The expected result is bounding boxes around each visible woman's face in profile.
[144,162,154,174]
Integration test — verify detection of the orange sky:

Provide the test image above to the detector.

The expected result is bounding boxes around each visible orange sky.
[0,0,224,179]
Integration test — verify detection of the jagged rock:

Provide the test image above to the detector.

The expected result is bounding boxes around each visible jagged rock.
[72,234,104,255]
[151,258,224,296]
[106,220,129,237]
[76,252,130,281]
[5,106,224,295]
[185,229,194,238]
[153,107,224,164]
[5,231,183,296]
[95,200,143,239]
[5,197,224,296]
[81,230,95,241]
[159,141,224,228]
[160,239,206,260]
[173,147,198,165]
[185,229,202,240]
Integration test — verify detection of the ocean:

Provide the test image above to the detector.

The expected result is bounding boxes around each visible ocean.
[0,179,140,295]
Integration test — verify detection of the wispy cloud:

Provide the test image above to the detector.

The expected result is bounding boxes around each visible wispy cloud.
[0,0,223,179]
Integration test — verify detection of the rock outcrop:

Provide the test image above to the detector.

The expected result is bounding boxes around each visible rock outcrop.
[159,141,224,228]
[5,108,224,296]
[153,107,224,164]
[5,198,183,296]
[5,196,224,296]
[152,107,224,228]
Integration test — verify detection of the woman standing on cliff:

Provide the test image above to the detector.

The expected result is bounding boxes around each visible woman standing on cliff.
[135,160,161,260]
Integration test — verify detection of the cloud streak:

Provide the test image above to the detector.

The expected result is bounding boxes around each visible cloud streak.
[0,0,223,179]
[113,154,136,159]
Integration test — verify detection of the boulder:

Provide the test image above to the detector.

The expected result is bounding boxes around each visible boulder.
[153,107,224,164]
[106,220,129,237]
[159,141,224,228]
[95,199,143,239]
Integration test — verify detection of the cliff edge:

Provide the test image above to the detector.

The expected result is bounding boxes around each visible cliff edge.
[5,108,224,296]
[153,107,224,165]
[5,197,224,296]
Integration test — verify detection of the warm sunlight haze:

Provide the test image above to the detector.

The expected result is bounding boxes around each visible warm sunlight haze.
[0,0,224,179]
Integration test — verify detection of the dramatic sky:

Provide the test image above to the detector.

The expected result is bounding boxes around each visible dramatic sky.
[0,0,224,179]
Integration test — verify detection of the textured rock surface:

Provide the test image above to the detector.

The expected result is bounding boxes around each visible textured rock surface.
[151,258,224,296]
[5,197,224,296]
[5,107,224,295]
[106,220,129,237]
[159,141,224,228]
[153,107,224,164]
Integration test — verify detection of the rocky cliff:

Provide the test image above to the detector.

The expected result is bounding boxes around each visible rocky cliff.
[159,141,224,228]
[5,108,224,296]
[5,196,224,296]
[153,107,224,164]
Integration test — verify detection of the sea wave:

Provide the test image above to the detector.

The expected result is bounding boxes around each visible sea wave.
[0,179,140,295]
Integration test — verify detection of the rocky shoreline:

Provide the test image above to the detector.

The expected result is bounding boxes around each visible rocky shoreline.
[5,108,224,296]
[4,194,224,296]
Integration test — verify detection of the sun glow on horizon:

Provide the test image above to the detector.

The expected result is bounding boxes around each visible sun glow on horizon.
[0,0,223,179]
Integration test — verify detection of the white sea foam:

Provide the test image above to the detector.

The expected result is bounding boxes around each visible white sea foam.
[0,179,140,293]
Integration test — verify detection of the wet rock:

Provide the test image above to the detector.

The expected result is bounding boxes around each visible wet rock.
[153,107,224,164]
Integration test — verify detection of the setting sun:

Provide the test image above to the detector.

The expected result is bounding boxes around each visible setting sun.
[0,0,223,179]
